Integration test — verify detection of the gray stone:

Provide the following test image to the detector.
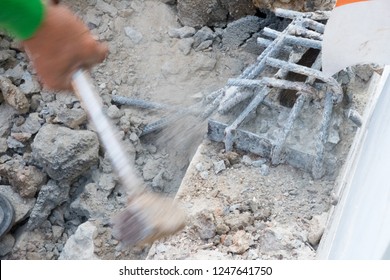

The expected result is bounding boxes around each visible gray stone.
[53,106,87,129]
[193,26,215,49]
[222,16,263,50]
[0,185,35,223]
[0,138,7,153]
[70,183,109,219]
[124,27,143,44]
[19,72,41,94]
[192,54,216,72]
[4,63,25,80]
[0,103,17,137]
[98,173,116,193]
[0,76,29,113]
[195,40,213,52]
[96,0,118,16]
[177,0,256,27]
[142,159,162,180]
[12,113,42,135]
[193,211,216,240]
[59,221,99,260]
[252,158,267,167]
[260,164,270,176]
[0,234,15,257]
[0,157,47,198]
[160,0,177,4]
[32,124,99,182]
[27,180,70,230]
[152,170,165,190]
[241,155,253,166]
[177,0,228,27]
[107,105,123,119]
[224,211,253,231]
[178,38,194,55]
[0,50,14,62]
[129,132,139,143]
[6,136,24,149]
[52,225,64,240]
[213,160,226,174]
[308,212,328,247]
[168,26,196,39]
[228,230,253,254]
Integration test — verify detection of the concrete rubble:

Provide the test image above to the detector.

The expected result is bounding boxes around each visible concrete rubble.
[0,0,374,260]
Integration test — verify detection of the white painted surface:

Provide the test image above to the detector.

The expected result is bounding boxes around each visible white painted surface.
[318,66,390,259]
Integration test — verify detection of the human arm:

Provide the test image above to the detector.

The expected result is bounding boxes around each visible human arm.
[0,1,108,91]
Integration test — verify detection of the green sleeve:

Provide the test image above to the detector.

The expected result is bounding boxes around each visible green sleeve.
[0,0,46,40]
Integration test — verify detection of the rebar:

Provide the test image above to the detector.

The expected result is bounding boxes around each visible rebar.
[274,8,330,21]
[271,93,308,165]
[265,57,343,102]
[312,92,334,179]
[228,77,317,95]
[224,86,271,151]
[270,53,323,164]
[112,95,169,110]
[263,28,322,50]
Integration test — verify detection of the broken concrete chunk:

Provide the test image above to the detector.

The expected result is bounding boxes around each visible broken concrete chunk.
[70,183,111,220]
[308,212,328,247]
[228,230,254,254]
[222,16,263,50]
[32,124,99,182]
[193,26,215,49]
[59,221,99,260]
[177,0,229,27]
[96,0,118,16]
[124,27,143,44]
[168,26,196,39]
[0,234,15,257]
[53,107,87,129]
[19,71,41,94]
[142,158,162,180]
[178,38,194,55]
[0,76,29,113]
[11,112,42,135]
[195,40,213,52]
[213,160,226,174]
[27,180,70,230]
[0,103,17,138]
[0,157,47,198]
[192,211,217,240]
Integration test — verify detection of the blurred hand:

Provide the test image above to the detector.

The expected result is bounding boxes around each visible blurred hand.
[22,4,108,91]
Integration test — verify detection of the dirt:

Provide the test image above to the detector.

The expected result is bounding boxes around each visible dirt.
[0,0,375,260]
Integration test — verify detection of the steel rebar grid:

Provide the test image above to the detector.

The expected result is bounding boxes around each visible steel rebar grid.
[271,52,323,165]
[217,16,303,114]
[215,9,342,178]
[219,11,327,111]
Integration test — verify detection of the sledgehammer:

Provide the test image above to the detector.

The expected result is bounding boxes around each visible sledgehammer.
[71,70,185,247]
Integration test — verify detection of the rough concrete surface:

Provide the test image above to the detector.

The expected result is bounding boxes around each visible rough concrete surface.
[0,0,374,260]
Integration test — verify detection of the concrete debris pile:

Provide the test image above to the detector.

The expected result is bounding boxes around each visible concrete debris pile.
[0,0,374,260]
[172,0,335,28]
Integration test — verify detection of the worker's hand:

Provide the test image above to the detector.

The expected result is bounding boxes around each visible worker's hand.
[22,4,108,91]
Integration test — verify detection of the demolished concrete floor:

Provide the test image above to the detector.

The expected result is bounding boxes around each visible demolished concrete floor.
[0,0,378,260]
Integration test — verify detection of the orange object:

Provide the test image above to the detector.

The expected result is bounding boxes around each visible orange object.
[336,0,368,7]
